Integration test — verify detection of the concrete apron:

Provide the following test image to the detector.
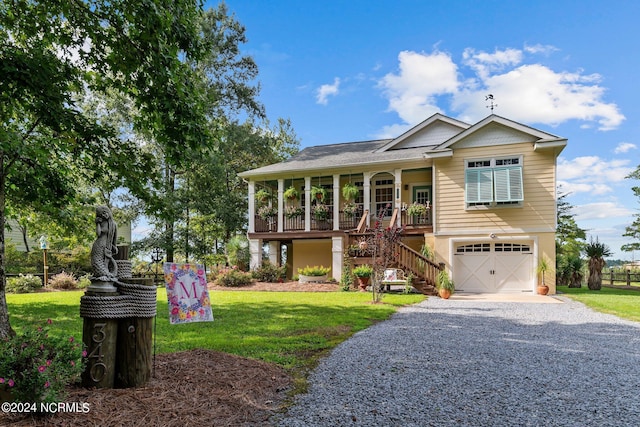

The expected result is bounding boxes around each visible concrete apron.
[447,292,564,304]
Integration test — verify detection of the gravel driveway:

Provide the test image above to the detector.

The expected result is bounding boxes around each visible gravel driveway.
[276,295,640,426]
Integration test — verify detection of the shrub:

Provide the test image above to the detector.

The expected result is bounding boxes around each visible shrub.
[297,265,331,276]
[252,262,286,283]
[352,265,373,278]
[216,269,253,287]
[77,274,91,289]
[6,274,42,294]
[48,271,78,290]
[0,320,85,405]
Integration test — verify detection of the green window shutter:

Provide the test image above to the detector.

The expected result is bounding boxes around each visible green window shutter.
[494,166,523,202]
[465,169,493,203]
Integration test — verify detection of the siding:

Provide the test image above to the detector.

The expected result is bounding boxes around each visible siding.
[435,143,557,233]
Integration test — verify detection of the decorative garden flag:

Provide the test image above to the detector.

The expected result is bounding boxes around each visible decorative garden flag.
[164,263,213,324]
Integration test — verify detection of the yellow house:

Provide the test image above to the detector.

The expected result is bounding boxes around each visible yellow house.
[239,114,566,294]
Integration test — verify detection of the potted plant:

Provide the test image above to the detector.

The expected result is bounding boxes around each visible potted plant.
[311,185,327,203]
[297,265,331,283]
[285,205,303,219]
[342,182,358,202]
[407,202,428,217]
[537,256,551,295]
[284,186,299,201]
[255,189,270,204]
[312,203,329,220]
[257,205,277,220]
[436,269,455,299]
[352,264,373,292]
[342,202,358,218]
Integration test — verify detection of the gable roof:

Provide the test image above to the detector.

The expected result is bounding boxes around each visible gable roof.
[239,113,567,179]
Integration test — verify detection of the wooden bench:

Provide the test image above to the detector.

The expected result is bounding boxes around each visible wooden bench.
[381,268,410,291]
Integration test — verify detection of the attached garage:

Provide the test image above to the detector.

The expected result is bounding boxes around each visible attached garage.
[452,241,534,293]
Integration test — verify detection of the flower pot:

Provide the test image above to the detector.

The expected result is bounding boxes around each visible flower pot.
[357,276,369,292]
[438,288,452,299]
[537,284,549,295]
[299,274,327,283]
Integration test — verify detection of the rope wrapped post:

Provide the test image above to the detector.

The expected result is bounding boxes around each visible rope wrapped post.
[80,293,120,389]
[80,206,157,389]
[115,278,156,388]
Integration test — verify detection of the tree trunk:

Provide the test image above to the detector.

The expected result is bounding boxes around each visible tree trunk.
[588,257,605,290]
[0,157,15,339]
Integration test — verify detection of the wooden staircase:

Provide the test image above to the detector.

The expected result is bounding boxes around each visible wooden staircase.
[393,241,443,295]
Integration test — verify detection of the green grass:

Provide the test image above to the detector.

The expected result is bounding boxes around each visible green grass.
[558,285,640,322]
[6,289,424,389]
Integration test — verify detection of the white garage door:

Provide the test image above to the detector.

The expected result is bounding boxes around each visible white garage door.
[453,242,533,293]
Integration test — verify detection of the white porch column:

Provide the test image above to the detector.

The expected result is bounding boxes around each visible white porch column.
[304,176,311,232]
[249,238,262,270]
[248,181,256,233]
[333,174,340,230]
[394,168,402,228]
[268,241,280,266]
[363,172,371,227]
[277,178,284,233]
[332,236,344,283]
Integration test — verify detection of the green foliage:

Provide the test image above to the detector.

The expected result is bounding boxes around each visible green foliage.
[284,186,299,201]
[352,265,373,278]
[297,265,331,276]
[252,262,286,283]
[585,237,613,259]
[215,269,253,287]
[407,202,428,217]
[0,320,85,405]
[342,183,358,202]
[6,275,42,294]
[6,290,424,392]
[437,270,455,292]
[310,186,327,203]
[559,286,640,322]
[48,272,78,290]
[226,234,249,271]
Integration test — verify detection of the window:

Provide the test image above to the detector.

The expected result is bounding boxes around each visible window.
[374,179,393,216]
[465,157,523,208]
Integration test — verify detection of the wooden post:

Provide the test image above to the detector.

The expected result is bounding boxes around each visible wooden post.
[627,269,631,287]
[115,317,153,388]
[82,317,118,388]
[115,277,155,388]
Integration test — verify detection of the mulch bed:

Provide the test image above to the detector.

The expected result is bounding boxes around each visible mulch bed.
[1,282,342,427]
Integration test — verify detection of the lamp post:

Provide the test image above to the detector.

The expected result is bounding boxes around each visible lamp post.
[151,247,163,286]
[39,236,48,287]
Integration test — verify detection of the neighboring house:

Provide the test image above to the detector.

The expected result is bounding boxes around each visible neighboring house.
[239,114,566,294]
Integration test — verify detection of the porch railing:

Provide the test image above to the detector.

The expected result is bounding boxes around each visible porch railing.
[393,241,443,289]
[401,210,432,226]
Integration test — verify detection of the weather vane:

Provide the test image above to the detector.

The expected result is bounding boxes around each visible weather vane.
[485,94,497,113]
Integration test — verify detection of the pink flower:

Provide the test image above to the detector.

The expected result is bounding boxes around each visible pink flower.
[69,336,74,343]
[44,381,50,388]
[47,319,52,324]
[8,379,14,387]
[38,365,46,373]
[82,350,88,357]
[70,361,75,367]
[46,360,52,366]
[0,378,4,384]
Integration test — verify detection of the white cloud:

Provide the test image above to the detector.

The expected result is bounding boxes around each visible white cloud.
[558,156,633,184]
[572,202,634,220]
[523,44,559,55]
[316,77,341,105]
[614,142,637,154]
[376,46,625,134]
[377,50,458,124]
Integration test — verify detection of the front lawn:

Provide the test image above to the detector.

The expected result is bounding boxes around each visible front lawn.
[558,285,640,322]
[6,289,425,380]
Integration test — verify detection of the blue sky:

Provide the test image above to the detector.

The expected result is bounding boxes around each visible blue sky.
[200,0,640,258]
